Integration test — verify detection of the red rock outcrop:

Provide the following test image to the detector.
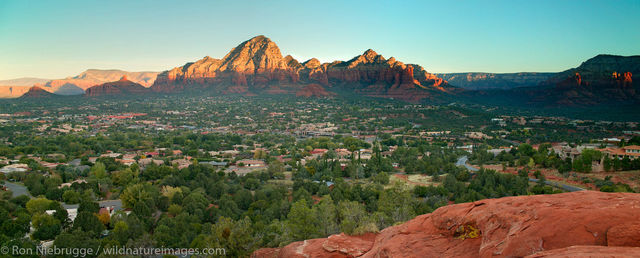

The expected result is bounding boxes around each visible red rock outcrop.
[253,191,640,258]
[623,71,633,86]
[525,246,640,258]
[152,36,449,102]
[19,86,55,98]
[84,76,150,97]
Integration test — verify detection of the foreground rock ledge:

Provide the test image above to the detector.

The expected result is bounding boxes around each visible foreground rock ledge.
[252,191,640,258]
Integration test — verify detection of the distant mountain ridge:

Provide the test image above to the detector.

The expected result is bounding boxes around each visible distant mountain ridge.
[527,54,638,106]
[39,69,158,95]
[463,54,640,107]
[437,72,555,90]
[0,77,50,86]
[0,69,159,98]
[152,35,452,102]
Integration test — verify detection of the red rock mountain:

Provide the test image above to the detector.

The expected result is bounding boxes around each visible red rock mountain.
[84,76,150,97]
[531,54,639,105]
[152,35,450,102]
[19,86,55,98]
[253,191,640,258]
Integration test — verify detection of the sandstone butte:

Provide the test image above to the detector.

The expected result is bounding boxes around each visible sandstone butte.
[252,191,640,258]
[84,76,150,97]
[151,35,450,102]
[19,86,55,98]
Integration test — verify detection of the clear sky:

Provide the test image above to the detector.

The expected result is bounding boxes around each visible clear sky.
[1,0,639,80]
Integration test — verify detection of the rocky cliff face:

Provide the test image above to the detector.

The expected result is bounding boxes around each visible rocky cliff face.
[437,72,555,90]
[84,76,150,97]
[0,86,32,98]
[252,191,640,258]
[39,69,158,95]
[152,36,449,102]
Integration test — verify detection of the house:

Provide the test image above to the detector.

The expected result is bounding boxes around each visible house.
[487,147,512,156]
[335,148,352,158]
[144,152,160,158]
[357,149,373,160]
[46,208,78,222]
[59,179,88,189]
[0,163,29,173]
[552,144,599,161]
[117,159,137,166]
[122,153,138,160]
[39,161,62,169]
[457,145,474,153]
[600,145,640,160]
[237,159,266,167]
[310,149,329,155]
[464,132,492,140]
[275,155,292,163]
[171,159,191,169]
[202,161,228,167]
[100,152,121,158]
[138,158,164,166]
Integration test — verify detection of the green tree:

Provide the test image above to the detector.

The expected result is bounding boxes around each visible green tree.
[287,199,319,240]
[73,211,105,237]
[53,229,101,255]
[90,162,108,179]
[26,197,53,214]
[31,213,62,240]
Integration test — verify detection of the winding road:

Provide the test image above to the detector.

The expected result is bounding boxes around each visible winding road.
[455,156,584,192]
[3,181,31,198]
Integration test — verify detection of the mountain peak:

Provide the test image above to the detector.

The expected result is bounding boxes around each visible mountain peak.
[303,58,321,69]
[247,35,271,43]
[119,75,129,81]
[218,35,286,72]
[344,49,385,68]
[363,49,378,57]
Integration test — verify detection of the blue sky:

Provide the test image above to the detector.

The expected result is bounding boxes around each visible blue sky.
[0,0,639,79]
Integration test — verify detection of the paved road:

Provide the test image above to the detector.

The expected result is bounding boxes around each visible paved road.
[455,156,584,192]
[527,178,584,192]
[2,182,31,198]
[455,156,479,172]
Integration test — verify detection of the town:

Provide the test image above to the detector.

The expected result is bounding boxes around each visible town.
[0,95,639,255]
